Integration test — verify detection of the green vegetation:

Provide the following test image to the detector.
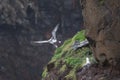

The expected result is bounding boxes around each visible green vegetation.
[99,0,105,5]
[42,30,95,80]
[42,67,48,78]
[72,30,86,41]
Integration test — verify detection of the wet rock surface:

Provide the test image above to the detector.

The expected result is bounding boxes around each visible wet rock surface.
[0,0,83,80]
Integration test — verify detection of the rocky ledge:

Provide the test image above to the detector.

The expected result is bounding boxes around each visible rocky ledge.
[42,0,120,80]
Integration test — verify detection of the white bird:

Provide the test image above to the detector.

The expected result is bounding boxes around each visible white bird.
[85,57,90,65]
[83,57,91,67]
[31,24,60,48]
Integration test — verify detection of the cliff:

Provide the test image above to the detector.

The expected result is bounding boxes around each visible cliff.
[42,0,120,80]
[81,0,120,66]
[42,30,94,80]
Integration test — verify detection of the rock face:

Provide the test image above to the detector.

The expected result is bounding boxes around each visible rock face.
[0,0,83,80]
[42,30,93,80]
[81,0,120,65]
[41,0,120,80]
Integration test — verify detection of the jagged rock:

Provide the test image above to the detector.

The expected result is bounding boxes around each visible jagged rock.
[42,30,94,80]
[81,0,120,65]
[42,0,120,80]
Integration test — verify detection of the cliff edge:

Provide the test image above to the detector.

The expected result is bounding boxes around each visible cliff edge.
[42,0,120,80]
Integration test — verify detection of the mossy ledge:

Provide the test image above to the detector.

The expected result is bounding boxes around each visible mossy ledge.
[42,30,95,80]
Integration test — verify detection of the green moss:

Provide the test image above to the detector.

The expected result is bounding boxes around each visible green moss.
[59,65,67,73]
[65,69,76,80]
[42,68,48,78]
[64,47,93,70]
[72,30,86,41]
[60,39,72,49]
[52,39,72,60]
[65,57,81,67]
[42,30,95,80]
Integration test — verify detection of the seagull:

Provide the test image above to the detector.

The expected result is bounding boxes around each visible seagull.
[72,39,89,50]
[85,57,91,65]
[31,24,60,48]
[82,57,91,67]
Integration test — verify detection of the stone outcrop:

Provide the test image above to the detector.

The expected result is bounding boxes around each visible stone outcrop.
[42,0,120,80]
[81,0,120,65]
[42,30,93,80]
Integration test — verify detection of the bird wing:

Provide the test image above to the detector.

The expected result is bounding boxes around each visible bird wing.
[31,40,49,44]
[52,24,59,39]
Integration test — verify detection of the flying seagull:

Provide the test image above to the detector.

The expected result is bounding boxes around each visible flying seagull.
[31,24,60,48]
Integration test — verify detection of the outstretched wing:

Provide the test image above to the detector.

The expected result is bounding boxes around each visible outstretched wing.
[31,40,49,44]
[51,24,59,39]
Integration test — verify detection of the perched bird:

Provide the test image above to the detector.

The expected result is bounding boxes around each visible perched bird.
[82,57,91,71]
[85,57,91,65]
[31,24,60,48]
[72,39,89,50]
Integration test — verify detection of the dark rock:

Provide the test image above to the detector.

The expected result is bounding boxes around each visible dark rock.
[81,0,120,66]
[0,0,83,80]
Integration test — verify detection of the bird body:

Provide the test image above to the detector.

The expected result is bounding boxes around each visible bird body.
[31,24,60,48]
[83,57,91,67]
[86,57,90,65]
